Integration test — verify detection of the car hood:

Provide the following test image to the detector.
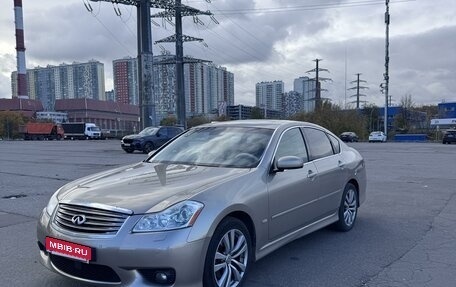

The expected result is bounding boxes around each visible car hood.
[122,134,142,140]
[56,162,251,214]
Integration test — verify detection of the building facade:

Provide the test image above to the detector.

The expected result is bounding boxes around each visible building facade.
[227,105,253,120]
[114,55,235,123]
[113,57,139,105]
[293,76,317,113]
[185,62,234,117]
[255,81,284,113]
[55,99,140,135]
[430,102,456,129]
[11,60,105,111]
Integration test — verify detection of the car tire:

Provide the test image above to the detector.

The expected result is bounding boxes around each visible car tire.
[124,148,134,153]
[332,183,358,232]
[143,142,154,154]
[203,217,252,287]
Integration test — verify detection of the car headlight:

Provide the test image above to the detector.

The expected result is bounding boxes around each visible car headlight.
[133,201,204,233]
[46,190,60,216]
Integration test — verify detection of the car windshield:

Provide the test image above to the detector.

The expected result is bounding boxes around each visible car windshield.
[148,126,273,168]
[139,127,159,136]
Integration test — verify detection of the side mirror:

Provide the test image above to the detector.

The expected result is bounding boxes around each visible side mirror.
[274,156,304,172]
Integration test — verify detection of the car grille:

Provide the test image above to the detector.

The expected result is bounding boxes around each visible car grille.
[54,203,129,235]
[122,138,134,144]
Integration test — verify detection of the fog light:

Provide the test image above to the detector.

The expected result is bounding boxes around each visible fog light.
[155,272,168,284]
[137,268,176,285]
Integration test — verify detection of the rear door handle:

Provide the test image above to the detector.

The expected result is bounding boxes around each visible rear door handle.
[338,160,345,168]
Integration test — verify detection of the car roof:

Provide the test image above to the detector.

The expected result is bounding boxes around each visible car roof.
[198,120,323,130]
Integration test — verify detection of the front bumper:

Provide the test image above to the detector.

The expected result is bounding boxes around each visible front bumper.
[121,142,143,151]
[37,209,209,287]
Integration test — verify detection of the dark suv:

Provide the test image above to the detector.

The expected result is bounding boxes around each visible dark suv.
[442,130,456,144]
[121,126,184,153]
[339,132,359,142]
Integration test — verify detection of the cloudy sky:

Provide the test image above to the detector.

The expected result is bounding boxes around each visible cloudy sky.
[0,0,455,108]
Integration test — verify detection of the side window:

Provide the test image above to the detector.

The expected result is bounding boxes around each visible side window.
[328,134,341,154]
[275,128,308,162]
[304,128,334,160]
[159,128,168,137]
[170,128,182,137]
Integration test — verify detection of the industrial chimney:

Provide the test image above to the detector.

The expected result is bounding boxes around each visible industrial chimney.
[14,0,28,99]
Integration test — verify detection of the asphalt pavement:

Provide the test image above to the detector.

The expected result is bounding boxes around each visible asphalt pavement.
[0,140,455,287]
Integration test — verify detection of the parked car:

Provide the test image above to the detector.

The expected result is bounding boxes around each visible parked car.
[368,131,387,142]
[339,131,359,142]
[37,120,366,287]
[442,130,456,144]
[121,126,184,153]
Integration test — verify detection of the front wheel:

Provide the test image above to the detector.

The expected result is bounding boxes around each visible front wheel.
[143,142,154,153]
[333,183,358,232]
[203,217,252,287]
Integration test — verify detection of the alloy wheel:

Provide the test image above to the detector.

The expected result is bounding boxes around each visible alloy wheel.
[213,229,248,287]
[344,188,357,227]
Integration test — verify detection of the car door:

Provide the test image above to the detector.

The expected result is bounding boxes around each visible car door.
[155,127,170,147]
[302,128,346,217]
[267,127,320,240]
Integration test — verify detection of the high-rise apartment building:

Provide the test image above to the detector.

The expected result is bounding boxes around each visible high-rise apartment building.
[12,60,105,111]
[255,81,284,112]
[293,76,317,113]
[114,55,234,122]
[113,57,139,105]
[185,61,234,116]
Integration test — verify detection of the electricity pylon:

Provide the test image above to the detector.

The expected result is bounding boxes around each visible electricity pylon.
[152,0,214,128]
[306,59,332,110]
[348,73,368,109]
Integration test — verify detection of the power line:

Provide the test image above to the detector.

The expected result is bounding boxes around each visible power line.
[83,1,134,55]
[213,0,415,15]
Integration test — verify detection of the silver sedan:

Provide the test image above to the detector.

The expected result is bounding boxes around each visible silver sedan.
[37,120,366,287]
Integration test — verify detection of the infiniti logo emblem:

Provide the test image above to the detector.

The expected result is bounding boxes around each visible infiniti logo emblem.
[71,215,86,225]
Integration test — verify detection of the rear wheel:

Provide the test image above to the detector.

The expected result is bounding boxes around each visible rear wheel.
[203,217,252,287]
[333,183,358,232]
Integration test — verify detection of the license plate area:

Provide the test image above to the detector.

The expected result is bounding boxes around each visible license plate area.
[46,237,93,263]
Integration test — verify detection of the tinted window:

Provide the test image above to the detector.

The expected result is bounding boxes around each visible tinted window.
[159,128,169,137]
[169,127,182,137]
[328,134,341,154]
[275,128,308,162]
[304,128,334,160]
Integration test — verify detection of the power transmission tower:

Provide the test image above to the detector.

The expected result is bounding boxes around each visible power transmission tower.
[89,0,174,129]
[348,73,368,109]
[306,59,331,110]
[151,0,214,128]
[88,0,213,129]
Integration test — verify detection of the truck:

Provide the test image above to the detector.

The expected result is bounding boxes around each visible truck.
[20,123,64,140]
[61,122,102,140]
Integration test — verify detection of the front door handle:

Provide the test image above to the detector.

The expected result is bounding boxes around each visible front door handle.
[307,170,317,179]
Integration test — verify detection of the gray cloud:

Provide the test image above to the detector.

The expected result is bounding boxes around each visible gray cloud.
[0,0,455,106]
